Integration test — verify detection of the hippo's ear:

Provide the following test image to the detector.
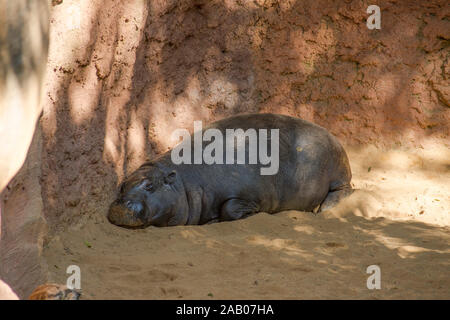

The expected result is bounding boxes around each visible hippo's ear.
[164,171,177,185]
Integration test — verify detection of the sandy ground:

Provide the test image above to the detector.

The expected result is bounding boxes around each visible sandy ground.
[43,142,450,299]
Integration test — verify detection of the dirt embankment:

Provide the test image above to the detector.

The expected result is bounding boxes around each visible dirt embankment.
[39,0,450,233]
[1,0,449,298]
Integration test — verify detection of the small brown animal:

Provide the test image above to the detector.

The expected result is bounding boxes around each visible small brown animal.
[28,284,81,300]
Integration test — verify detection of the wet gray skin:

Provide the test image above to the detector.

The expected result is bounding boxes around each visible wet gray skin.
[108,113,353,228]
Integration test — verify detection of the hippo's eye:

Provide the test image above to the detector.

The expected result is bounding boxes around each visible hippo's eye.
[142,180,153,192]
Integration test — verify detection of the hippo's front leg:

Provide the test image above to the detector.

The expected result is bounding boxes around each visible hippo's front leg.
[220,199,260,221]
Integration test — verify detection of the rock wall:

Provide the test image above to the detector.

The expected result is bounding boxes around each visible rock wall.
[0,127,48,298]
[0,0,49,299]
[1,0,449,297]
[39,0,449,232]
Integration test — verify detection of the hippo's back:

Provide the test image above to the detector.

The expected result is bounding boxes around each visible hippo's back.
[198,113,352,212]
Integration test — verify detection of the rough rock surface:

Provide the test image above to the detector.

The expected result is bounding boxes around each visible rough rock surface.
[39,0,449,232]
[0,128,48,298]
[1,0,449,298]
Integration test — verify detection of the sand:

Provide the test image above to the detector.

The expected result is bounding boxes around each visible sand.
[43,142,450,299]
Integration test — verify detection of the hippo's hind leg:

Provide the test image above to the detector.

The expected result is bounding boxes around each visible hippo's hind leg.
[319,184,354,212]
[220,199,260,221]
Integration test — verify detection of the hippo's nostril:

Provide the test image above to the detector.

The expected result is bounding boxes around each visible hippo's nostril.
[108,200,146,228]
[123,200,143,214]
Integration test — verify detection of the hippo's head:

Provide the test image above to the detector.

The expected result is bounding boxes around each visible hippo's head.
[107,165,188,228]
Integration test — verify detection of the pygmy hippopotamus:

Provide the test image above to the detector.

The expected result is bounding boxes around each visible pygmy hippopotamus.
[108,113,352,228]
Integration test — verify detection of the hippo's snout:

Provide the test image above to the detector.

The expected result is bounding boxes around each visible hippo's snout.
[108,200,146,228]
[124,200,144,214]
